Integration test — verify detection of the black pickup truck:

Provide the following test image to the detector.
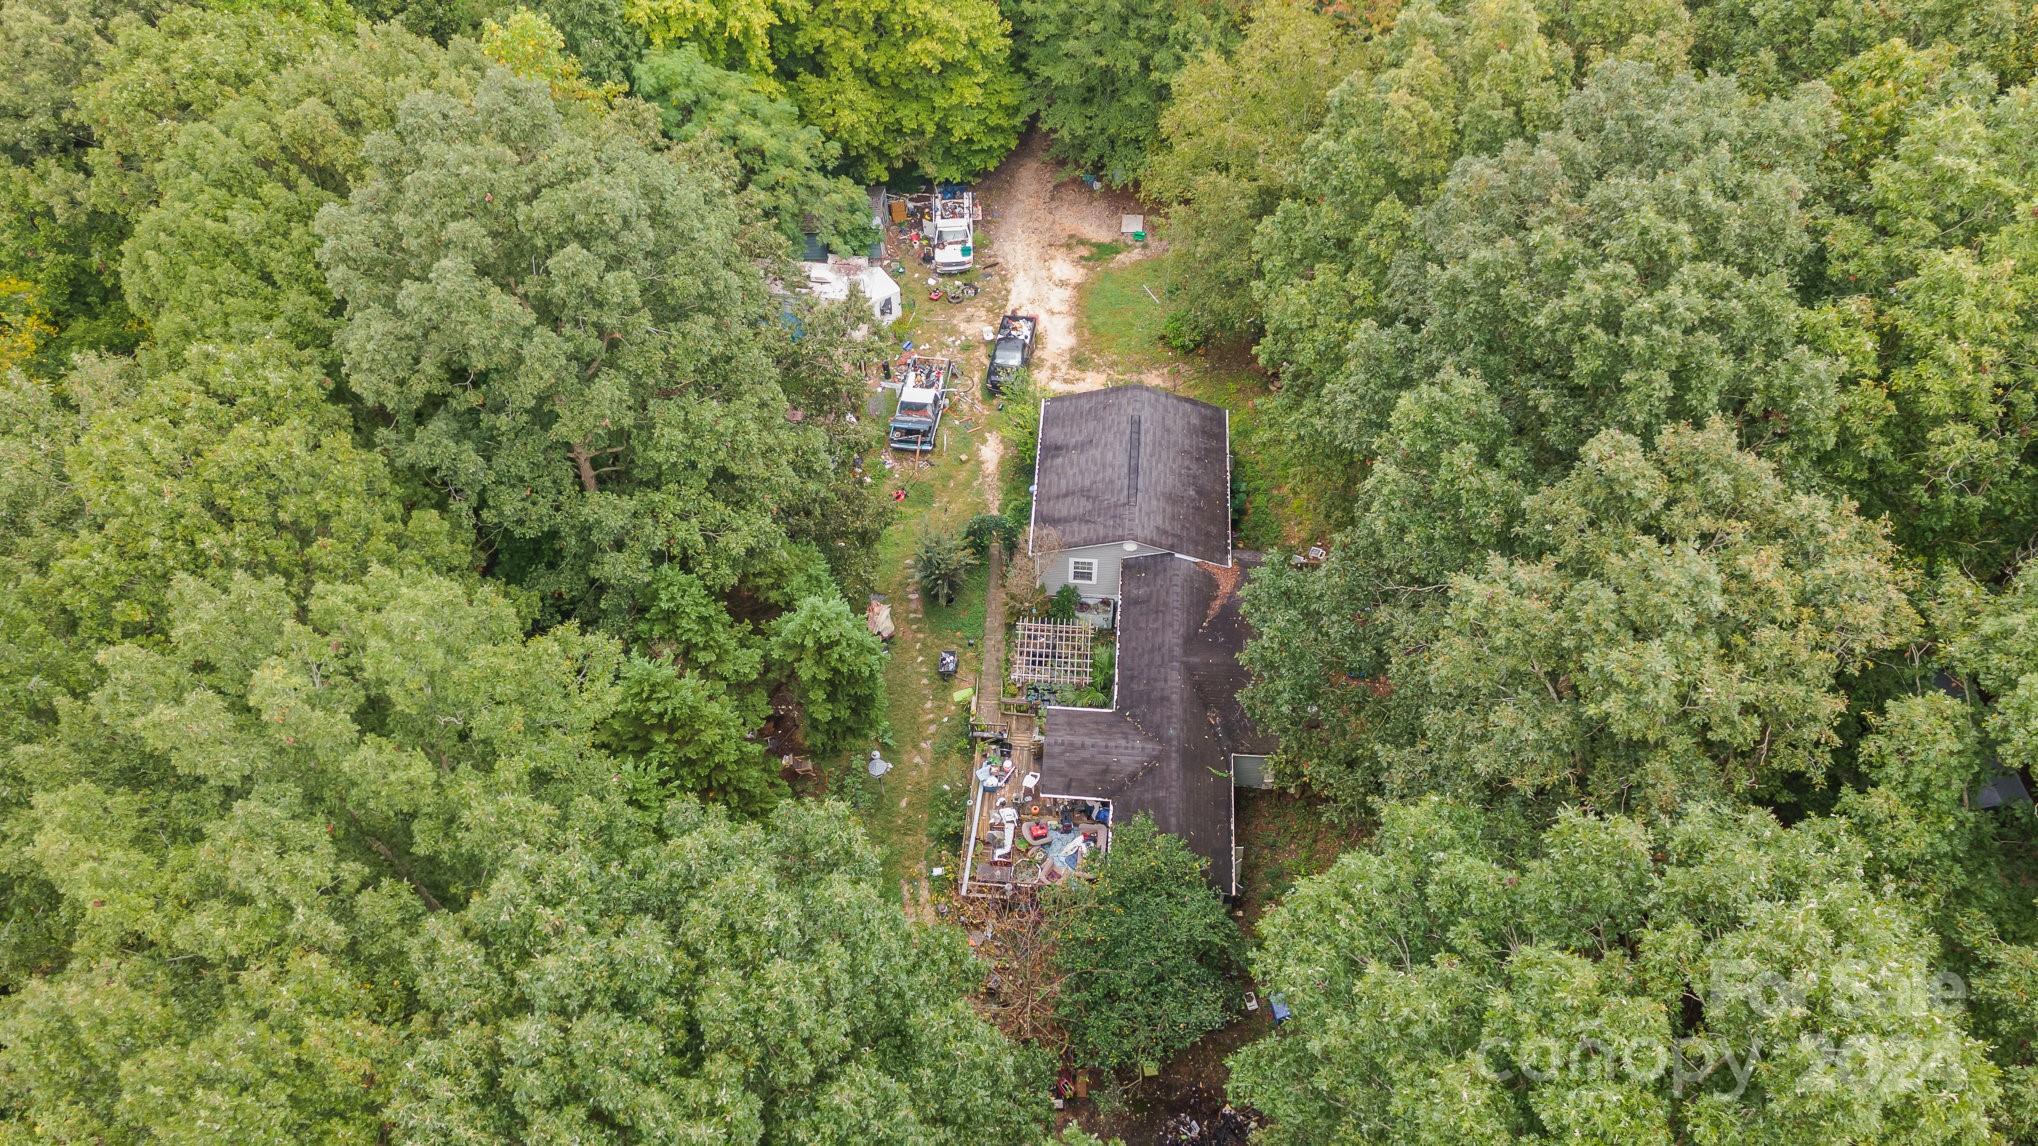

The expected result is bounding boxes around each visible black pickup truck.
[985,313,1037,396]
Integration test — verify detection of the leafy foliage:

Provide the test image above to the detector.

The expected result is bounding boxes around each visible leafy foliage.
[605,656,783,814]
[1144,0,1359,341]
[634,43,874,252]
[1009,0,1237,182]
[315,68,868,634]
[1231,799,2003,1143]
[962,512,1019,558]
[1047,816,1239,1071]
[1046,584,1081,622]
[1247,420,1916,817]
[1265,60,1839,507]
[914,529,976,606]
[622,0,1024,179]
[767,594,887,756]
[396,798,1050,1140]
[1813,41,2038,576]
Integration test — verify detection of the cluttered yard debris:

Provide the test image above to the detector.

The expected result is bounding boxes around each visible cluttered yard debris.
[886,354,954,452]
[960,718,1112,898]
[866,595,895,641]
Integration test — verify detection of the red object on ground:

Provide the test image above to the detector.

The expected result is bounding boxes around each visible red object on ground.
[1025,822,1050,843]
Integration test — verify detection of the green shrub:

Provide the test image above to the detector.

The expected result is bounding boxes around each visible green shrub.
[963,512,1019,558]
[915,529,976,605]
[1047,584,1081,621]
[927,785,971,853]
[1160,308,1206,353]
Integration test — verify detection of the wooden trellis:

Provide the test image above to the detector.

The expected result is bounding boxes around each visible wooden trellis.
[1011,619,1094,686]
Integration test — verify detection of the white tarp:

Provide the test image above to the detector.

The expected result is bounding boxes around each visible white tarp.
[800,260,900,323]
[857,265,900,322]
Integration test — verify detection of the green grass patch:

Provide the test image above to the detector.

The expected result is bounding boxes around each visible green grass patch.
[1175,366,1301,551]
[924,564,989,652]
[1075,252,1177,370]
[855,418,993,891]
[1076,239,1125,263]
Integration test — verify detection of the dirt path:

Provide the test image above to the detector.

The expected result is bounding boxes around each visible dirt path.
[975,135,1147,393]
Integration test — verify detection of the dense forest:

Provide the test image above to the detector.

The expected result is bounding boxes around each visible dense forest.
[3,0,2038,1142]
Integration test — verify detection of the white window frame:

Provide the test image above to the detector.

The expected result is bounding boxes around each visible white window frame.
[1068,557,1098,585]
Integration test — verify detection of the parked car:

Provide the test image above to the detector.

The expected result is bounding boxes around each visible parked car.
[985,313,1036,395]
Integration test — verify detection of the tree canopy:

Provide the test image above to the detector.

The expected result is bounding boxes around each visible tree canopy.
[1231,799,2003,1144]
[1045,815,1240,1072]
[315,68,876,631]
[1009,0,1237,183]
[13,0,2038,1140]
[622,0,1024,180]
[633,43,874,252]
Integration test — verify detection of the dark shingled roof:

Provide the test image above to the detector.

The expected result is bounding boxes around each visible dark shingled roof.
[1039,554,1266,895]
[1032,386,1230,563]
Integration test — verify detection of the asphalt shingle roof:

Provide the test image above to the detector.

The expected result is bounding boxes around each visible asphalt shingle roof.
[1032,386,1230,562]
[1039,554,1265,895]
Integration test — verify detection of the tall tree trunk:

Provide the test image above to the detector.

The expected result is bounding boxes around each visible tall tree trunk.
[570,440,599,493]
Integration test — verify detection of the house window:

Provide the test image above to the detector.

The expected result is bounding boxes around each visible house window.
[1069,558,1098,585]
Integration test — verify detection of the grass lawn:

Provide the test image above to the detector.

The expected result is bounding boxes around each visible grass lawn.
[851,286,1002,897]
[1073,248,1176,371]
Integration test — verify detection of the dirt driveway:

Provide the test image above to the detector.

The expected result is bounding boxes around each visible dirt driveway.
[975,135,1148,392]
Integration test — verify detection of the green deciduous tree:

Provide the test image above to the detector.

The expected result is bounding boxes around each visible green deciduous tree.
[624,0,1023,180]
[1009,0,1237,183]
[1143,0,1360,342]
[1265,60,1839,507]
[481,6,624,110]
[767,594,885,756]
[1246,421,1916,816]
[44,345,462,645]
[392,797,1050,1141]
[122,20,483,360]
[316,68,864,630]
[0,566,626,1140]
[0,0,111,165]
[1687,0,2036,91]
[1230,799,2003,1144]
[529,0,645,87]
[1047,815,1238,1071]
[634,43,874,253]
[1249,0,1572,367]
[80,6,330,216]
[603,656,783,814]
[0,559,1044,1138]
[1812,45,2038,576]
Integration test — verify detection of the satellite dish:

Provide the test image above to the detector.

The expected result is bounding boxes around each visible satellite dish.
[866,751,893,778]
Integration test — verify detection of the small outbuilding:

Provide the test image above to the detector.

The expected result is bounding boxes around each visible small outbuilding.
[800,259,901,324]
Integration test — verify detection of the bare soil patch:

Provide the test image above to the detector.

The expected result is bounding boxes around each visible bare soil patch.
[974,135,1151,393]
